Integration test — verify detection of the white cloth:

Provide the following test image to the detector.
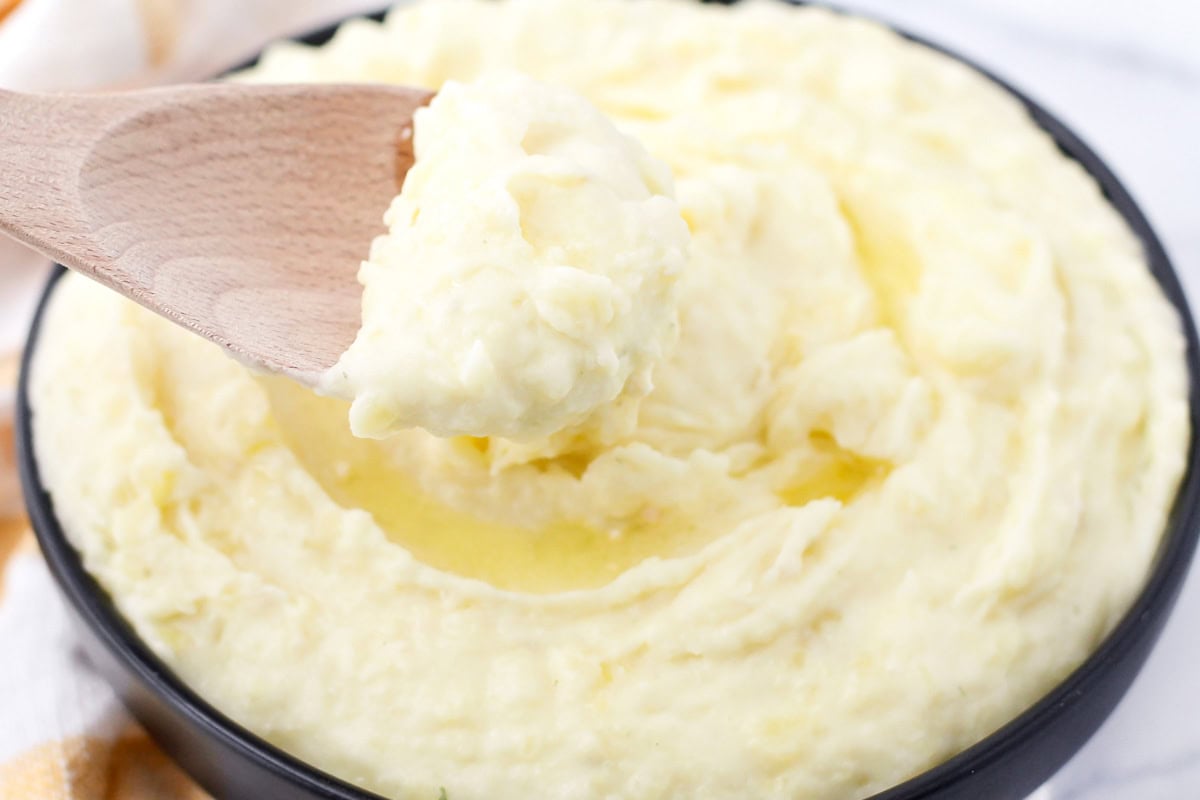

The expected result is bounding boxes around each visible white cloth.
[0,556,127,765]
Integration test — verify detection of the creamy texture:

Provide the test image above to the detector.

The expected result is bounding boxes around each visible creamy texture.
[31,1,1190,799]
[322,74,687,441]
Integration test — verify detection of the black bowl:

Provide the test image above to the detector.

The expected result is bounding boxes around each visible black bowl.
[16,6,1200,800]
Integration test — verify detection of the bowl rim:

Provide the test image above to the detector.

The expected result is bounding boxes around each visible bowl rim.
[16,5,1200,800]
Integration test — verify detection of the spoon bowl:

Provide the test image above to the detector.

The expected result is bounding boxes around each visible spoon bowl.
[0,83,433,383]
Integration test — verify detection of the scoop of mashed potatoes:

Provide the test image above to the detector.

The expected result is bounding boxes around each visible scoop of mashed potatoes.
[322,74,687,440]
[30,0,1189,799]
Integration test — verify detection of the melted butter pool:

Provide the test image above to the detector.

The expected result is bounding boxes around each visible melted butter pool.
[262,381,883,594]
[263,377,720,593]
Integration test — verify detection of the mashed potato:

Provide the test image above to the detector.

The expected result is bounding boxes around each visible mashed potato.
[30,0,1189,798]
[321,74,687,441]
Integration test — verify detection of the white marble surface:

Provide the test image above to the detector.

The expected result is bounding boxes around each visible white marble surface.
[838,1,1200,797]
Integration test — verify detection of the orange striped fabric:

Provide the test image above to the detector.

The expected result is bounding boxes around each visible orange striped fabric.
[0,728,210,800]
[0,0,21,24]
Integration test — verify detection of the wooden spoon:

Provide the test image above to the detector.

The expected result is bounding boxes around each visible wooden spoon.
[0,83,434,385]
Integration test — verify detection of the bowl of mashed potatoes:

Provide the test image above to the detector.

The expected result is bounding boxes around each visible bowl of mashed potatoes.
[16,1,1200,799]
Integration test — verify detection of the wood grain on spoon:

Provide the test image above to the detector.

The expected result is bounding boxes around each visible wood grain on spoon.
[0,83,434,385]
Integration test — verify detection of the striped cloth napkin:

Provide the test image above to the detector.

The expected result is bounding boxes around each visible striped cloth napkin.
[0,1,380,796]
